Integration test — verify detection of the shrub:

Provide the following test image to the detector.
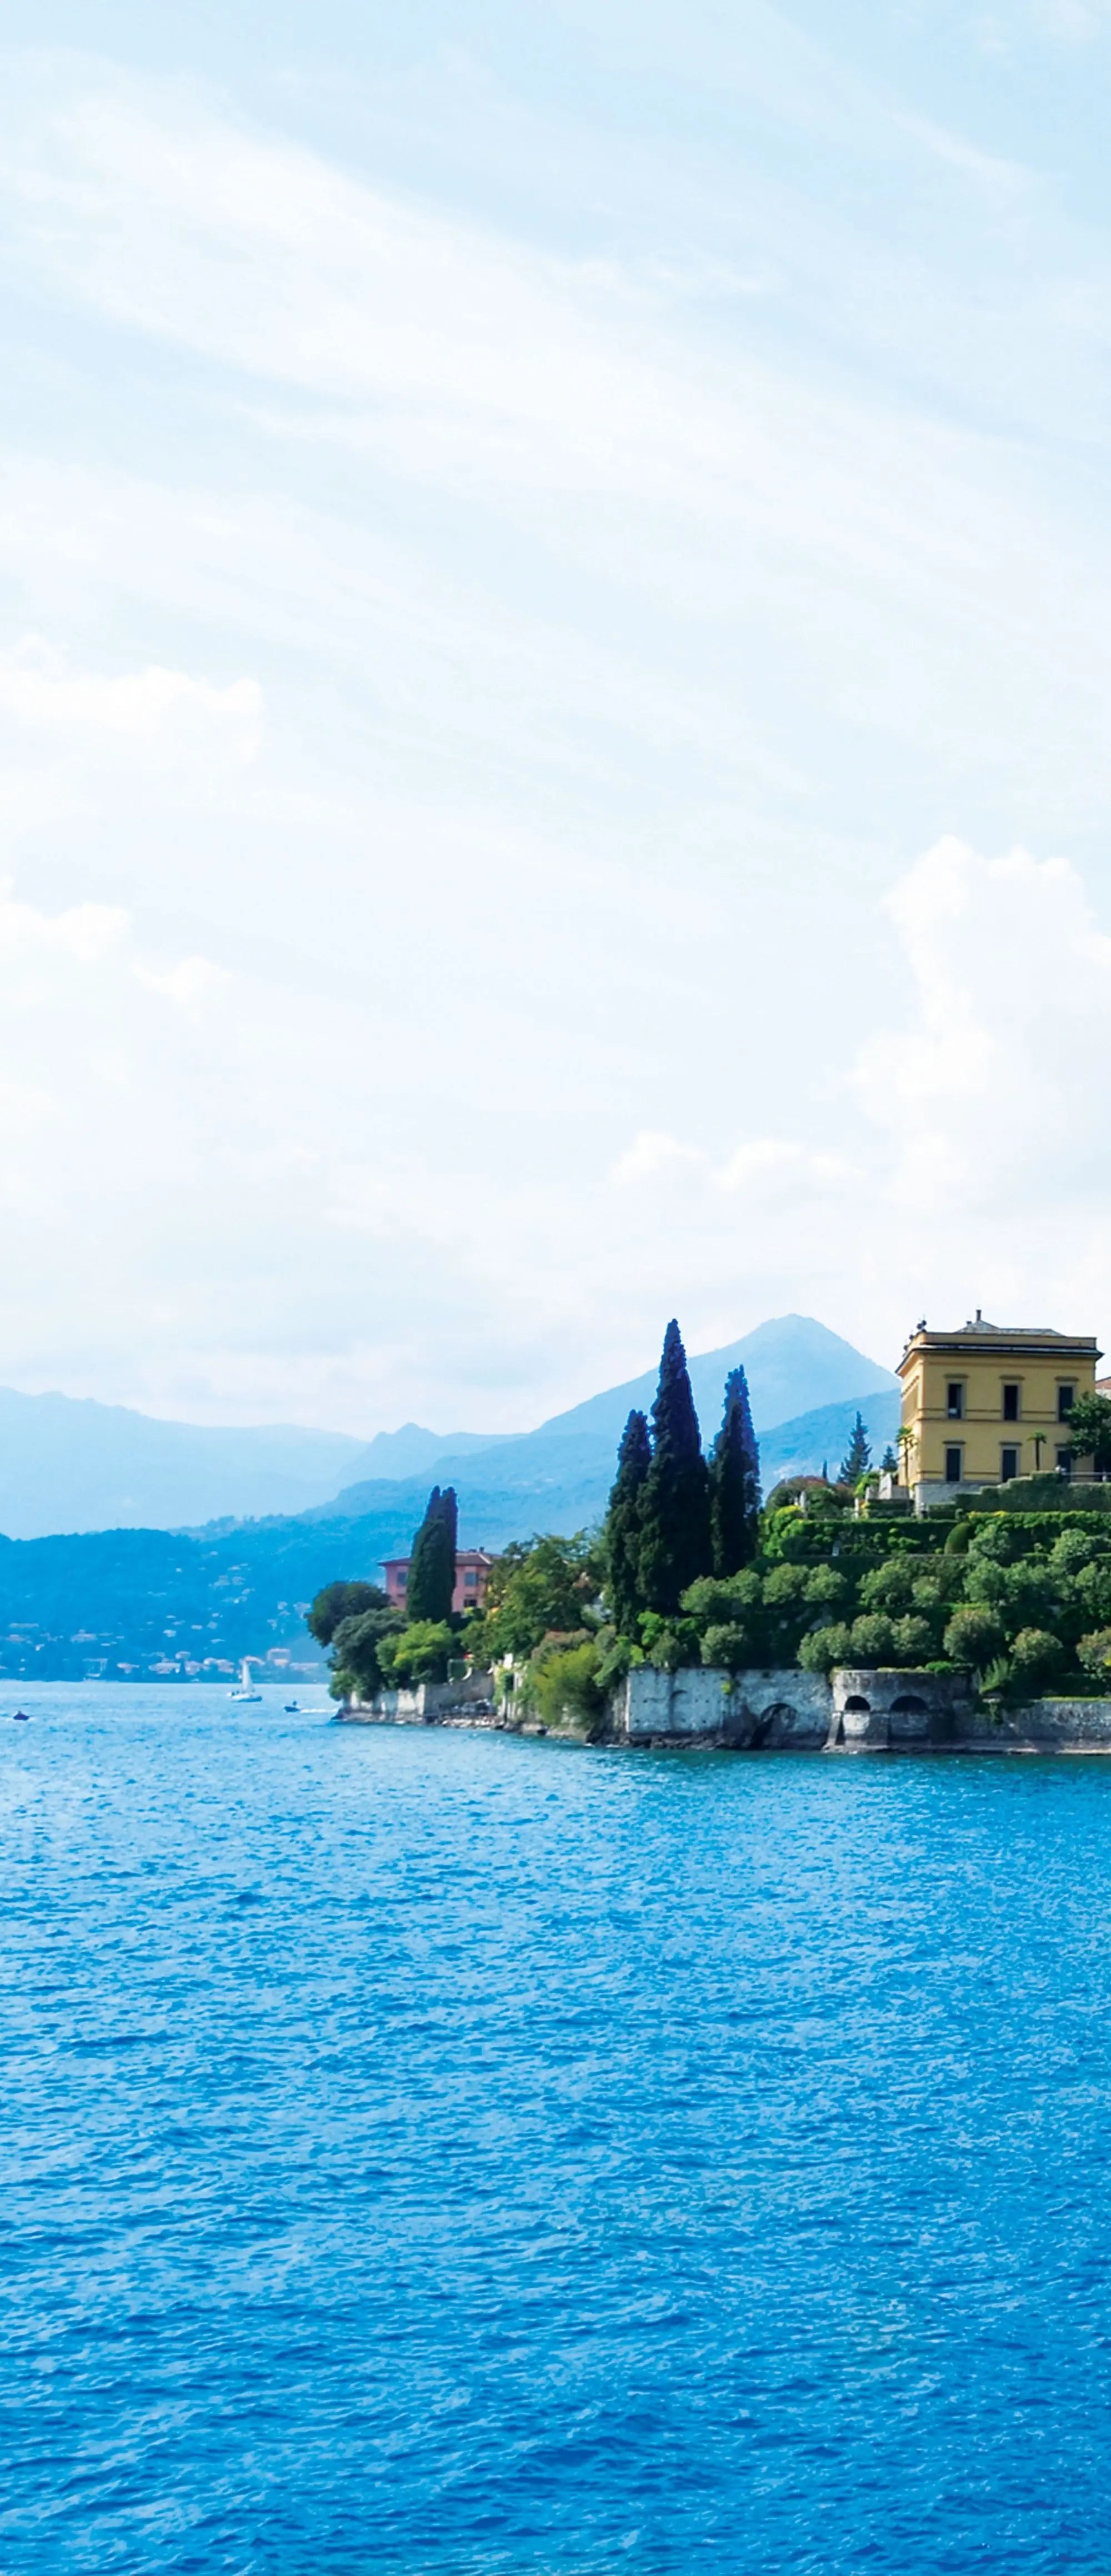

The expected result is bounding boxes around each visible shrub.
[530,1638,604,1730]
[890,1615,933,1666]
[638,1616,696,1672]
[798,1622,854,1676]
[1074,1562,1111,1628]
[1008,1628,1064,1692]
[1078,1629,1111,1684]
[963,1558,1009,1607]
[804,1565,849,1611]
[763,1563,810,1608]
[1049,1530,1103,1577]
[910,1575,945,1613]
[593,1631,634,1694]
[848,1613,895,1664]
[859,1559,916,1615]
[967,1517,1021,1565]
[681,1571,762,1626]
[943,1604,1004,1671]
[700,1622,753,1674]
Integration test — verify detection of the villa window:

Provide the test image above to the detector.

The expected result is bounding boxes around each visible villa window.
[944,1446,962,1484]
[1058,1385,1075,1423]
[1057,1447,1073,1479]
[1002,1383,1020,1421]
[946,1382,964,1419]
[1001,1446,1019,1482]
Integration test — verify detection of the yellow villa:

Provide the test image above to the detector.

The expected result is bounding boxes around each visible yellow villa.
[896,1312,1102,1511]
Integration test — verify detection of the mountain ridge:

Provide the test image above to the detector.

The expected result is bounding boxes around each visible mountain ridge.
[0,1316,897,1540]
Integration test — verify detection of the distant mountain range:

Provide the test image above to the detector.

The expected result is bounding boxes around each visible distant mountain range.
[0,1319,904,1681]
[0,1316,898,1541]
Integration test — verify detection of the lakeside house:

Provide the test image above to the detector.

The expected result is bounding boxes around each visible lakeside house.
[895,1314,1100,1510]
[382,1547,495,1616]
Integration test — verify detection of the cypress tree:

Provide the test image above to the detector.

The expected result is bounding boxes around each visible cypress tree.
[838,1411,871,1487]
[638,1319,712,1613]
[407,1484,457,1623]
[708,1366,760,1576]
[605,1408,651,1633]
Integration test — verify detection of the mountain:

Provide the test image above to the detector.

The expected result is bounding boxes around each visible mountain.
[0,1390,368,1540]
[0,1386,905,1686]
[340,1423,506,1480]
[324,1316,898,1528]
[521,1315,897,1454]
[759,1391,902,1491]
[0,1317,897,1540]
[0,1324,903,1680]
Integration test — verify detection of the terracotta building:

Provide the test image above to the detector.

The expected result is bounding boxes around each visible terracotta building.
[381,1548,495,1617]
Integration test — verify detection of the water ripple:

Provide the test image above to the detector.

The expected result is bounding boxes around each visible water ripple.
[4,1691,1111,2571]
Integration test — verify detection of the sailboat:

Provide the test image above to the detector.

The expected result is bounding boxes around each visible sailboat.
[228,1658,263,1703]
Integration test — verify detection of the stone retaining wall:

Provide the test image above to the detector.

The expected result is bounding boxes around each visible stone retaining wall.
[614,1663,1111,1753]
[342,1670,497,1726]
[614,1665,830,1747]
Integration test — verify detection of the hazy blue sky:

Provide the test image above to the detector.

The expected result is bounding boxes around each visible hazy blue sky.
[4,1,1111,1432]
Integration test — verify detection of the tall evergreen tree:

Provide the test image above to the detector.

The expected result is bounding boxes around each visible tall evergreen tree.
[407,1484,457,1623]
[708,1366,760,1576]
[638,1319,712,1613]
[838,1412,872,1487]
[605,1407,651,1632]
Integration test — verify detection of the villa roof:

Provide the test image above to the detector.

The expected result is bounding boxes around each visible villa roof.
[899,1317,1100,1372]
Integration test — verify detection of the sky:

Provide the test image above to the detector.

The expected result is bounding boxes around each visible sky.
[3,0,1111,1435]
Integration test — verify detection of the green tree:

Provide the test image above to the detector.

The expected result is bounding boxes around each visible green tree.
[839,1411,872,1486]
[480,1532,604,1660]
[605,1409,651,1632]
[708,1366,760,1577]
[1062,1391,1111,1475]
[379,1620,454,1685]
[328,1603,403,1701]
[306,1580,390,1647]
[637,1319,712,1614]
[943,1602,1004,1672]
[798,1621,854,1675]
[406,1486,457,1624]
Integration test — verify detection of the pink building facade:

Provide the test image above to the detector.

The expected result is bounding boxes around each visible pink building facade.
[382,1548,494,1617]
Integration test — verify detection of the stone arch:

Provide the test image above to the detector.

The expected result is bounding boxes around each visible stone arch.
[752,1700,802,1748]
[844,1693,870,1714]
[890,1693,928,1716]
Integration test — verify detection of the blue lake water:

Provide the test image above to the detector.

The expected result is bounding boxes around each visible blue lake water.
[5,1688,1111,2573]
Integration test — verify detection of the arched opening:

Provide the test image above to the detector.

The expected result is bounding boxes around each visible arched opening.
[844,1693,870,1714]
[890,1694,928,1717]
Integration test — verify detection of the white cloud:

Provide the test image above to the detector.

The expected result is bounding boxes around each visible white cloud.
[0,641,262,749]
[1,41,1110,1432]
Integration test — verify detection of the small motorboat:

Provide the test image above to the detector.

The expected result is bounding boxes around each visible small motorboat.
[284,1698,299,1713]
[11,1708,30,1722]
[228,1658,263,1703]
